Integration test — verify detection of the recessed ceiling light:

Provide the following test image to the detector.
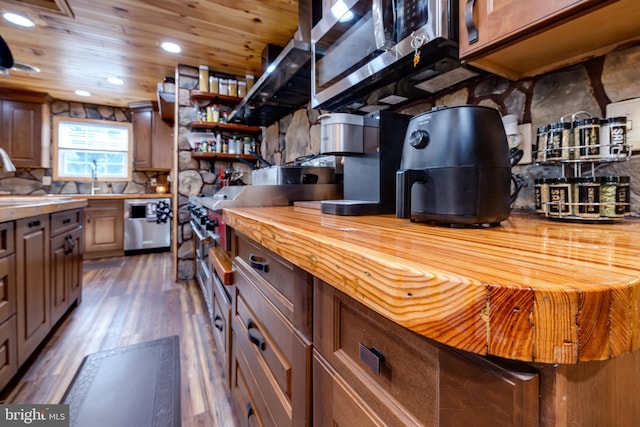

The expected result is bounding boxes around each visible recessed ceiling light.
[107,77,124,85]
[161,42,181,53]
[3,13,35,27]
[75,90,91,97]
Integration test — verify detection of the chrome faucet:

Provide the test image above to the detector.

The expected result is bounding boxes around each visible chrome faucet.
[0,148,16,173]
[90,160,99,195]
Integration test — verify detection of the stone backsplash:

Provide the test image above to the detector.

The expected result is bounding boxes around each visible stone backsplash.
[261,44,640,217]
[0,100,170,195]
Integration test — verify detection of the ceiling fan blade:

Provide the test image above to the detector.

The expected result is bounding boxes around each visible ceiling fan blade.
[0,35,15,70]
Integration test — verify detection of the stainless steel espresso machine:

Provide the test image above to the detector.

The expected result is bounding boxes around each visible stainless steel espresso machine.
[319,111,410,215]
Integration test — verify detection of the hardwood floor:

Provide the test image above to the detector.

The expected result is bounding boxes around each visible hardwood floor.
[0,252,239,427]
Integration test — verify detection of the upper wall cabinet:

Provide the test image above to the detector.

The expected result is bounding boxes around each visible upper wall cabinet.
[459,0,640,79]
[130,101,173,171]
[0,90,49,168]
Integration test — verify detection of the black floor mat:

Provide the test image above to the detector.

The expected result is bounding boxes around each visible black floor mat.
[61,336,181,427]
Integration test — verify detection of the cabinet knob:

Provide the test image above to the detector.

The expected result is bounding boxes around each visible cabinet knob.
[359,343,385,374]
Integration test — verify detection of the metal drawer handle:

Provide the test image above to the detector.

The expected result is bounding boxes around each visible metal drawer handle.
[246,319,266,351]
[246,403,254,426]
[359,343,385,374]
[62,218,71,225]
[64,235,75,255]
[28,220,41,228]
[213,315,224,331]
[465,0,479,44]
[249,254,268,273]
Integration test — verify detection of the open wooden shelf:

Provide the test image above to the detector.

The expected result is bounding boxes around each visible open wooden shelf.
[189,121,261,133]
[191,152,257,162]
[191,91,243,106]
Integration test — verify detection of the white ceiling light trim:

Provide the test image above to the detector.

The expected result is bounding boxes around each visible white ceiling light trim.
[3,13,35,27]
[160,42,181,53]
[107,77,124,85]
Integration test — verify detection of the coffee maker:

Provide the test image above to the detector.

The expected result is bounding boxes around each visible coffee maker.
[319,111,410,215]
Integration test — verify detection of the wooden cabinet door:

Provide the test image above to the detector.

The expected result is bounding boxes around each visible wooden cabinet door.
[459,0,608,58]
[0,254,16,324]
[132,110,152,169]
[151,113,173,170]
[84,201,124,259]
[0,100,42,167]
[0,315,17,391]
[15,215,50,366]
[50,227,82,325]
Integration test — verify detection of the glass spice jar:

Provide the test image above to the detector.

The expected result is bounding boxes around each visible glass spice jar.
[573,177,600,218]
[607,117,628,160]
[574,117,600,160]
[618,176,631,216]
[600,176,622,218]
[535,125,548,163]
[534,178,552,215]
[548,178,572,216]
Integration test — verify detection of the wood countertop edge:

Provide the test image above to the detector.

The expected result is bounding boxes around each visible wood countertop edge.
[223,207,640,364]
[0,199,88,222]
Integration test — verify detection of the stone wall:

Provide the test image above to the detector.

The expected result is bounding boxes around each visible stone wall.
[261,43,640,216]
[0,100,169,195]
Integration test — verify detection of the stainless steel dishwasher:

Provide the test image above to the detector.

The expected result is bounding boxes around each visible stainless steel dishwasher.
[124,198,171,254]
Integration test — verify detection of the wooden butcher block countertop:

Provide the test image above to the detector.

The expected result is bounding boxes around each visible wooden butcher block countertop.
[223,206,640,364]
[0,196,87,222]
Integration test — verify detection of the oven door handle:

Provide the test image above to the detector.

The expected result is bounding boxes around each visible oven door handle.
[192,223,211,244]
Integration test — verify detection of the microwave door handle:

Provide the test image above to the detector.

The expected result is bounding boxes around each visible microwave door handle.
[372,0,393,50]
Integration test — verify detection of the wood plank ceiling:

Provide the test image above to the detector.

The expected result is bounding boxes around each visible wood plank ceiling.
[0,0,299,106]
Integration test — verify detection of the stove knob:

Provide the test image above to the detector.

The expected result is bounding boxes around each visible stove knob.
[409,130,430,149]
[206,218,218,231]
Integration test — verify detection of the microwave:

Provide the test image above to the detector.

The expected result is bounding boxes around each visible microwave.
[311,0,467,111]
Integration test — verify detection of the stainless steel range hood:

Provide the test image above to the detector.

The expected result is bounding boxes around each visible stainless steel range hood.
[231,0,313,127]
[231,39,311,127]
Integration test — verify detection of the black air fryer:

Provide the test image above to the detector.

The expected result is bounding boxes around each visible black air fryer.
[396,105,512,226]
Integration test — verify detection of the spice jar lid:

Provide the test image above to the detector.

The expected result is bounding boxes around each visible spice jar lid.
[607,116,627,124]
[619,176,630,183]
[574,117,600,127]
[572,177,588,183]
[601,176,619,183]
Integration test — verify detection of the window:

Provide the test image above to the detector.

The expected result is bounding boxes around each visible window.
[53,116,133,181]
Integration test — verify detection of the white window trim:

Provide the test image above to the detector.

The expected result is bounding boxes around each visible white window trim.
[52,116,133,182]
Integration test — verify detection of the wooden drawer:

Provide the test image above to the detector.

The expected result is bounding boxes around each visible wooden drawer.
[313,351,406,426]
[211,271,232,388]
[0,254,16,325]
[314,278,439,424]
[233,262,311,427]
[234,232,311,338]
[50,209,82,237]
[230,329,266,427]
[0,315,17,391]
[0,223,14,259]
[85,199,123,211]
[314,279,540,426]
